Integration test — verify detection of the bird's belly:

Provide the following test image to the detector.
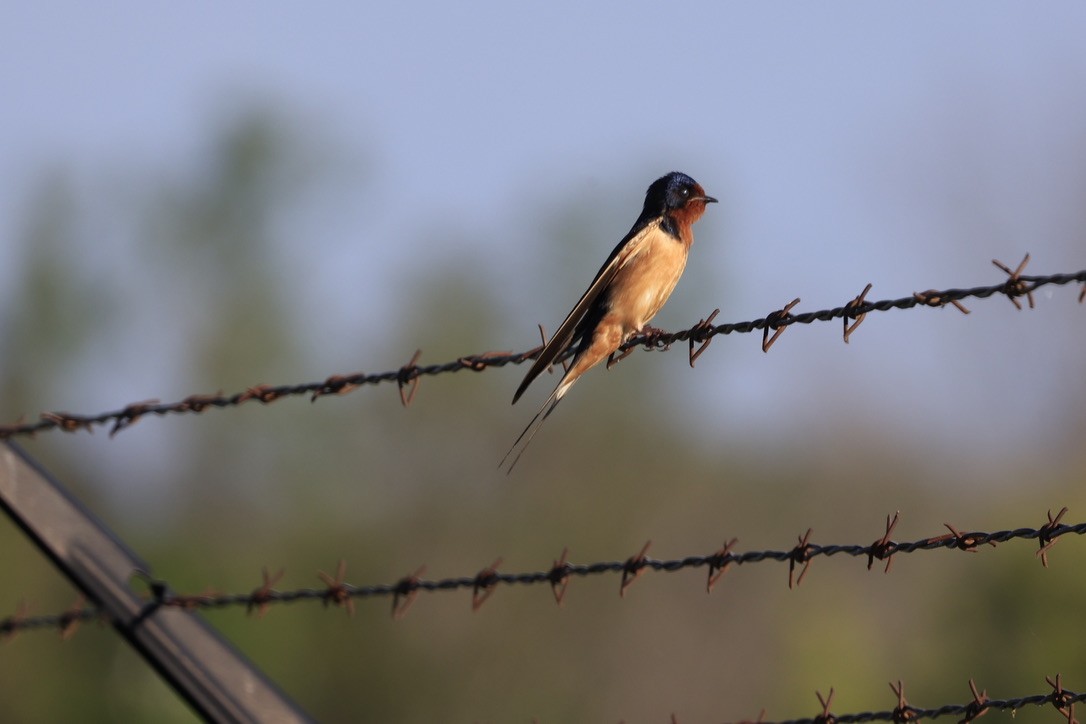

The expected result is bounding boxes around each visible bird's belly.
[609,238,688,334]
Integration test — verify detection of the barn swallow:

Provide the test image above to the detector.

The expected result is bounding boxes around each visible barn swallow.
[501,171,717,471]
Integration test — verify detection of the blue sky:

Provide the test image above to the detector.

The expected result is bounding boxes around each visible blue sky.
[3,3,1085,467]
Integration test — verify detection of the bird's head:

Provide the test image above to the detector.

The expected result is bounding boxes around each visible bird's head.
[644,172,717,236]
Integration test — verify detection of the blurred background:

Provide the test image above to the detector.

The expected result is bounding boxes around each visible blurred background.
[2,3,1085,722]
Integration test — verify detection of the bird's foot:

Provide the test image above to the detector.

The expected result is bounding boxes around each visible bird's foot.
[638,324,665,337]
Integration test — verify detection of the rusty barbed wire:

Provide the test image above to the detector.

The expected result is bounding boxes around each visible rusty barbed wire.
[0,600,100,641]
[711,676,1084,724]
[4,509,1082,637]
[0,256,1082,440]
[3,600,1083,724]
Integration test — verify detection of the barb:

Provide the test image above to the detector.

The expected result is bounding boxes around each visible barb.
[549,548,572,606]
[788,528,815,589]
[1047,674,1080,724]
[1037,507,1068,568]
[620,540,653,597]
[1,259,1083,440]
[391,566,426,620]
[867,512,900,573]
[843,283,873,343]
[4,511,1083,635]
[471,558,503,611]
[888,680,913,723]
[762,297,802,352]
[814,688,835,724]
[993,253,1035,310]
[317,560,355,617]
[688,308,720,366]
[705,538,738,593]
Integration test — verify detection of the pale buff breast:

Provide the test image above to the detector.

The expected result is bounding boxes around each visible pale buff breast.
[607,227,690,335]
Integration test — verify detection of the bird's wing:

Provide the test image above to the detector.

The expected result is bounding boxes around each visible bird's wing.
[511,219,659,404]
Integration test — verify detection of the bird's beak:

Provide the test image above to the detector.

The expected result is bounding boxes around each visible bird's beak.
[701,195,718,204]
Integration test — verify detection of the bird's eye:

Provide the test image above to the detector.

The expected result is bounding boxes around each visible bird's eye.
[680,187,690,198]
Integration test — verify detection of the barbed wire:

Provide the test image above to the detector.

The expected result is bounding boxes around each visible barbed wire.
[3,508,1079,637]
[0,599,96,641]
[710,677,1084,724]
[0,254,1082,441]
[5,512,1083,721]
[2,609,1081,724]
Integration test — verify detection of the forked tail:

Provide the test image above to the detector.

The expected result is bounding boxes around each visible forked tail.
[499,377,576,474]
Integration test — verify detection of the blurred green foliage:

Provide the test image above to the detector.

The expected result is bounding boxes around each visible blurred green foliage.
[1,108,1084,724]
